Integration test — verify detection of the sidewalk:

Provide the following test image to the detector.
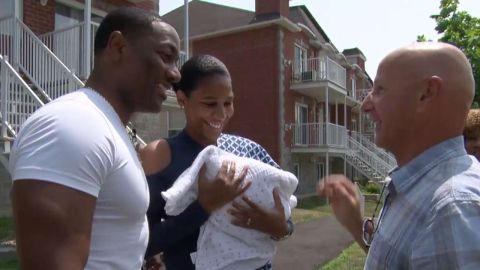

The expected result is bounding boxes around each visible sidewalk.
[273,216,354,270]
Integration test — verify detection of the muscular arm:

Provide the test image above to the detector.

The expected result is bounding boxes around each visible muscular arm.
[12,180,96,270]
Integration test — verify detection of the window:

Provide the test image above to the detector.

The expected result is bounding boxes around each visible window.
[0,0,13,18]
[55,3,103,30]
[293,163,300,179]
[316,162,325,180]
[295,103,308,145]
[294,44,307,76]
[351,78,357,99]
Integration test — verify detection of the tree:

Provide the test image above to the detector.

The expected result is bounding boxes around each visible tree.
[430,0,480,107]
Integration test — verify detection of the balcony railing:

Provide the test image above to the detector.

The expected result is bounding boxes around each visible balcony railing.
[292,56,346,89]
[292,122,347,147]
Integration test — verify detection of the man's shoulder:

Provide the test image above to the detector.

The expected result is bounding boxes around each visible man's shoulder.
[30,91,99,120]
[432,155,480,207]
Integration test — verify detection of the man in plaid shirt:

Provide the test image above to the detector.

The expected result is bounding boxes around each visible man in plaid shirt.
[319,42,480,269]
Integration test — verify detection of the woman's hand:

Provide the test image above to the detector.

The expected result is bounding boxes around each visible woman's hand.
[198,160,251,213]
[228,187,289,239]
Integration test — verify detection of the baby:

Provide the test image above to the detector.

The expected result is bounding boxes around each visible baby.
[162,145,298,270]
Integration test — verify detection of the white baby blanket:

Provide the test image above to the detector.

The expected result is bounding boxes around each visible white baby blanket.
[162,145,298,270]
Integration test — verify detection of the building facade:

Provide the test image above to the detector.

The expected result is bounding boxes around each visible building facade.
[162,0,394,197]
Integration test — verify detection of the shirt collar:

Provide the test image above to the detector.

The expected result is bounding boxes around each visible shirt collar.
[388,136,467,195]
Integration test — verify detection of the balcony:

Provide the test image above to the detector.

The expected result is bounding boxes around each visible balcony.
[291,122,348,153]
[291,56,347,94]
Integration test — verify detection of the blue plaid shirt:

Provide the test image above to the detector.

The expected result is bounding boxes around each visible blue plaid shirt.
[365,136,480,269]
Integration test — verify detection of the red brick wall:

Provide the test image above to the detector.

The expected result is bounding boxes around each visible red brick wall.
[74,0,156,12]
[283,30,323,149]
[255,0,290,17]
[23,0,55,35]
[193,27,281,161]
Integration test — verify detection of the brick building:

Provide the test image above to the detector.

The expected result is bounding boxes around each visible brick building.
[162,0,394,197]
[0,0,394,218]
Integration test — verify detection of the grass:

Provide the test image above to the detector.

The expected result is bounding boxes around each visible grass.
[317,199,380,270]
[0,258,18,270]
[0,217,14,241]
[0,196,378,270]
[0,217,17,269]
[291,196,331,224]
[320,243,366,270]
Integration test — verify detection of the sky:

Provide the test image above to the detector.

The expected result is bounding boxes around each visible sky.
[159,0,480,79]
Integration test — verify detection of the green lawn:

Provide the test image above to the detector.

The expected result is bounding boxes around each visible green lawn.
[0,196,378,270]
[0,217,17,269]
[0,258,18,270]
[0,217,14,241]
[291,196,331,224]
[318,198,379,270]
[320,243,366,270]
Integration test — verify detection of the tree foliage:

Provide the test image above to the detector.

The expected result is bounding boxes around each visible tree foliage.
[430,0,480,107]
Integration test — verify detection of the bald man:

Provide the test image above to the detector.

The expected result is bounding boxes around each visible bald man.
[319,42,480,269]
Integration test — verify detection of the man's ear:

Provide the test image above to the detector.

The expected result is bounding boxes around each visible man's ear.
[106,31,127,62]
[418,76,442,110]
[176,90,187,107]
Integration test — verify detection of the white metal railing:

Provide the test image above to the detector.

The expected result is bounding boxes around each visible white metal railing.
[0,16,14,66]
[0,16,83,101]
[39,22,99,80]
[347,136,393,179]
[292,56,346,89]
[1,55,43,136]
[293,122,347,147]
[350,131,397,167]
[0,18,145,146]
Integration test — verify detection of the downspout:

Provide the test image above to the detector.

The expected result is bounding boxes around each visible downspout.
[184,0,189,59]
[278,27,287,168]
[84,0,92,79]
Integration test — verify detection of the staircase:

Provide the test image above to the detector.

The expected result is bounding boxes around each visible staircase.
[0,15,145,150]
[350,131,396,167]
[346,135,394,181]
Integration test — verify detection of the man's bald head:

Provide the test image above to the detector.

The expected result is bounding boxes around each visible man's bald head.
[363,42,475,164]
[381,42,474,132]
[383,42,474,105]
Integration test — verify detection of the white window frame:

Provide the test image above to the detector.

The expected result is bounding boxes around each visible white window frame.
[56,0,108,17]
[295,103,309,145]
[293,163,300,180]
[316,162,325,180]
[294,44,308,75]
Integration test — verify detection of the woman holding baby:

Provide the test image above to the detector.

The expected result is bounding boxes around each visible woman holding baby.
[140,55,294,270]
